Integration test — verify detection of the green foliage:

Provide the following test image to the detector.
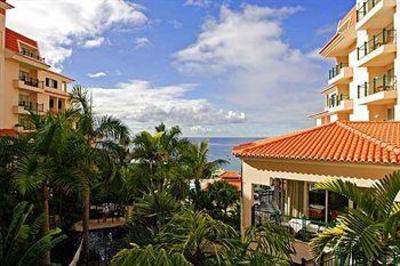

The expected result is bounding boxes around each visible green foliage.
[312,172,400,264]
[158,209,239,266]
[0,135,31,225]
[126,190,181,246]
[0,202,65,266]
[121,209,294,266]
[112,244,191,266]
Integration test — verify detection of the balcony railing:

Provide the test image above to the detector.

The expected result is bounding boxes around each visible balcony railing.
[16,117,35,131]
[357,29,396,60]
[327,94,350,108]
[356,0,382,22]
[357,75,396,98]
[19,48,45,63]
[328,63,348,80]
[18,101,44,113]
[19,74,43,89]
[252,207,334,242]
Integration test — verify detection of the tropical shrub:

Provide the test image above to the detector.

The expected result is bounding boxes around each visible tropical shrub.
[312,172,400,265]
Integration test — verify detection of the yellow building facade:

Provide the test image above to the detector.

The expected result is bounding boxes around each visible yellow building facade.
[0,0,73,134]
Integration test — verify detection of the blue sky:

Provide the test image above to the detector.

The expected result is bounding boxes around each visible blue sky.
[7,0,354,137]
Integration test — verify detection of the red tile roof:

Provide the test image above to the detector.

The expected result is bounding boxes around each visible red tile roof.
[0,129,17,137]
[219,170,241,180]
[218,171,241,190]
[5,28,38,53]
[233,121,400,165]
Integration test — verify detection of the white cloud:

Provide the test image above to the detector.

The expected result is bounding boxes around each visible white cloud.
[7,0,148,70]
[190,125,211,134]
[134,37,152,49]
[184,0,210,7]
[316,23,337,36]
[83,37,105,48]
[168,20,183,29]
[90,80,246,133]
[174,5,325,135]
[88,72,107,78]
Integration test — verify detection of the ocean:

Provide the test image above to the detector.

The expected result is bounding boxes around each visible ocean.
[189,137,261,172]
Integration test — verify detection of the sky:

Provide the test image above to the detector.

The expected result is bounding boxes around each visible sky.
[6,0,354,137]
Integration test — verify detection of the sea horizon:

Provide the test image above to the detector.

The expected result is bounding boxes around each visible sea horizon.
[189,137,262,172]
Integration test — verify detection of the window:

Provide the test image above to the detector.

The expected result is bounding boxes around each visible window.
[58,100,63,110]
[62,82,67,92]
[45,78,58,89]
[19,70,30,81]
[388,108,394,121]
[49,98,54,108]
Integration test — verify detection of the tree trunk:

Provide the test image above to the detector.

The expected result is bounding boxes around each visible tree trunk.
[81,190,90,265]
[42,183,51,266]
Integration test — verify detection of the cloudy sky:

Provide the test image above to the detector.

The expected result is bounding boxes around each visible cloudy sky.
[7,0,353,137]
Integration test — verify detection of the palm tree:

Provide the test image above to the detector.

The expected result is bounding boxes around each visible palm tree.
[237,220,295,265]
[0,202,65,266]
[311,172,400,264]
[126,190,181,246]
[118,209,294,266]
[158,209,238,265]
[70,85,130,262]
[15,110,77,265]
[129,124,194,201]
[0,134,31,226]
[181,140,226,192]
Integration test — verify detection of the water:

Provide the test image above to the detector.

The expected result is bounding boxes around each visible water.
[189,137,261,172]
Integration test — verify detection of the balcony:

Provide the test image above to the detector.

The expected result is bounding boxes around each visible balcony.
[357,75,397,105]
[19,47,46,63]
[327,95,353,113]
[328,63,353,85]
[14,116,36,133]
[14,76,44,93]
[356,0,396,30]
[357,29,396,67]
[13,102,44,115]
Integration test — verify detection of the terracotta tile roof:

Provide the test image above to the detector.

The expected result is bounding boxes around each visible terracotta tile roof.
[219,170,241,180]
[233,121,400,165]
[5,28,38,53]
[218,171,241,190]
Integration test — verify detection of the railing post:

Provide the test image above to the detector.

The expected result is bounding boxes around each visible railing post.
[363,41,367,57]
[373,34,377,50]
[383,74,386,91]
[382,28,387,44]
[363,2,367,17]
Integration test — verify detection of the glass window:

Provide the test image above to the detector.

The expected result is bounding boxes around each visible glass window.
[45,78,58,89]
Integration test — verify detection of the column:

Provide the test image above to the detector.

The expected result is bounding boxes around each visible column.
[325,190,329,224]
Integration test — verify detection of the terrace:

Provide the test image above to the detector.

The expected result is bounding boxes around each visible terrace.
[328,63,353,86]
[356,0,395,30]
[357,74,397,105]
[357,28,396,67]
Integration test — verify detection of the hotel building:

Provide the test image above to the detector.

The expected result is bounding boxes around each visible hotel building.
[0,0,73,135]
[234,0,400,264]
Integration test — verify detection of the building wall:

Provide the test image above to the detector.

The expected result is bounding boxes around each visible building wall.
[0,4,72,130]
[317,0,398,124]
